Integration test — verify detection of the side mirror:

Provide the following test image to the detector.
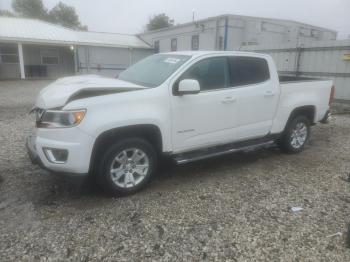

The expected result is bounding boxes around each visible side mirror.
[177,79,200,95]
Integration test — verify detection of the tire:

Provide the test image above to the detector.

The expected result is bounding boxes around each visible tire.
[278,115,311,154]
[97,138,157,196]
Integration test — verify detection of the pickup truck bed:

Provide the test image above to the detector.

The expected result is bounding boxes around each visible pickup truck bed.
[279,75,325,83]
[267,75,333,134]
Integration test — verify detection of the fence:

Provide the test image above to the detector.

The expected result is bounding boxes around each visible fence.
[241,40,350,101]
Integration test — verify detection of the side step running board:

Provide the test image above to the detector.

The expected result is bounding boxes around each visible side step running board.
[173,140,275,165]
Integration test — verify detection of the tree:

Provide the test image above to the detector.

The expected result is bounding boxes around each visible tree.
[12,0,48,20]
[0,10,15,17]
[9,0,87,30]
[146,13,174,31]
[49,2,87,30]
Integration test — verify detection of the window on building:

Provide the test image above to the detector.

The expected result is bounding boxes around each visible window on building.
[219,36,224,50]
[171,38,177,52]
[191,35,199,50]
[311,29,321,38]
[229,56,270,87]
[179,57,228,91]
[299,27,311,37]
[41,49,59,65]
[0,45,19,64]
[154,40,160,53]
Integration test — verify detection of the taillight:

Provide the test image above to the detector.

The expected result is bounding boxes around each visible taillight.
[329,85,335,106]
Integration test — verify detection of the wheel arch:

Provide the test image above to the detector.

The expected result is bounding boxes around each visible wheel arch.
[89,124,163,174]
[285,105,316,130]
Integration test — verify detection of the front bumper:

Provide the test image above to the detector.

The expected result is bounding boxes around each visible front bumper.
[26,135,41,165]
[25,127,94,176]
[26,135,55,172]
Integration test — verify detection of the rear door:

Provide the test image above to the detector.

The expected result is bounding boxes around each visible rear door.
[228,56,279,140]
[170,56,238,152]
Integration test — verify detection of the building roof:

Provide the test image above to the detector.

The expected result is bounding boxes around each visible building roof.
[140,14,337,35]
[0,17,151,49]
[75,31,150,49]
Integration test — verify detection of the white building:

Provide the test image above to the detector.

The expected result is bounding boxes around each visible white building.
[139,14,337,53]
[0,17,153,80]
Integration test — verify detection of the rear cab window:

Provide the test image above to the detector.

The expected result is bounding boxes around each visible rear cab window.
[228,56,270,87]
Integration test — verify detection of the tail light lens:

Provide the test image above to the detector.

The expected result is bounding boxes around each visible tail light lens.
[329,85,335,106]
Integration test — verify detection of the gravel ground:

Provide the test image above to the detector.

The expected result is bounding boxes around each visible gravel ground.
[0,80,350,261]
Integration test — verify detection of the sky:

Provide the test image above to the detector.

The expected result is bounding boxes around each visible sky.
[1,0,349,39]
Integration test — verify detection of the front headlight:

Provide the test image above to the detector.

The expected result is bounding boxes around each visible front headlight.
[37,109,86,128]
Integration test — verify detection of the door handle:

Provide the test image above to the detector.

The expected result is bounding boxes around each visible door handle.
[221,97,237,104]
[264,91,275,97]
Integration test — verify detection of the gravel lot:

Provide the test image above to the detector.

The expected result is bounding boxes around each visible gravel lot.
[0,80,350,261]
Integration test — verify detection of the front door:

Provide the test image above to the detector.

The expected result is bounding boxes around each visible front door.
[170,56,238,153]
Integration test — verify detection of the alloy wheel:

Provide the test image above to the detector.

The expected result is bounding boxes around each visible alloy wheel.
[109,148,149,188]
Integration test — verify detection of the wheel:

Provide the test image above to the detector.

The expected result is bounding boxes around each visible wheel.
[278,115,310,154]
[97,138,157,196]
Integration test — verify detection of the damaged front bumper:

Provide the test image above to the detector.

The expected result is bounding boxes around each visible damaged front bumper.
[26,135,41,165]
[25,132,91,177]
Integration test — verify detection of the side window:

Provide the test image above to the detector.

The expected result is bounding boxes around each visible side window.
[180,57,228,91]
[41,49,59,65]
[229,56,270,87]
[218,36,224,51]
[191,35,199,50]
[154,41,160,53]
[171,38,177,52]
[0,45,19,64]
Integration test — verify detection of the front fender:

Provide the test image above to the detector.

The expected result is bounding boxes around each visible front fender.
[66,87,172,152]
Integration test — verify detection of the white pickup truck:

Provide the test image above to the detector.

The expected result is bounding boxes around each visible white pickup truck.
[26,51,334,195]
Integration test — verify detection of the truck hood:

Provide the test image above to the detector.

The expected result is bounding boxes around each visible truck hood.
[35,75,145,109]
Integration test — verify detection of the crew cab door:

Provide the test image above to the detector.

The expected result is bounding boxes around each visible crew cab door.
[170,56,238,153]
[228,56,280,140]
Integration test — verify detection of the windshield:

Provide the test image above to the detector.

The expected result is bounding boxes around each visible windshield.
[119,54,191,87]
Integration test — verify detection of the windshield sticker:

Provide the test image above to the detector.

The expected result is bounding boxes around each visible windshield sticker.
[164,58,181,64]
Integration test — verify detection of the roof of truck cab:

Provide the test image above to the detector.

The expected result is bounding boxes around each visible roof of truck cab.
[162,51,270,58]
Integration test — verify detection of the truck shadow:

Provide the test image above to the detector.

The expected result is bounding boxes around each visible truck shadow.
[32,146,281,208]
